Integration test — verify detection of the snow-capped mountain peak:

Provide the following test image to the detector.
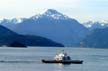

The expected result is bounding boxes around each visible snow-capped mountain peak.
[83,20,108,30]
[83,21,94,28]
[31,14,42,20]
[44,9,62,15]
[0,18,23,25]
[0,9,89,47]
[43,9,69,20]
[11,18,22,24]
[30,9,70,20]
[100,20,108,24]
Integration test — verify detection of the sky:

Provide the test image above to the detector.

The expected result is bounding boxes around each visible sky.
[0,0,108,22]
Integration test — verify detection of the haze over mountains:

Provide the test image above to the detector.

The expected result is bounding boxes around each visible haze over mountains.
[0,9,108,48]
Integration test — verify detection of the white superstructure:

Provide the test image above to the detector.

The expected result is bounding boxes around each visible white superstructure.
[54,50,71,61]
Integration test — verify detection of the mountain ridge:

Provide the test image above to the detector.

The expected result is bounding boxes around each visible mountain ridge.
[0,9,89,47]
[83,21,108,30]
[1,9,108,48]
[0,25,64,47]
[82,27,108,48]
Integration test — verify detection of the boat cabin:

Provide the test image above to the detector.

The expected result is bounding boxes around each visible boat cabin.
[54,50,71,61]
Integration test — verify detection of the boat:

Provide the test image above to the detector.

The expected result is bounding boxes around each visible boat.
[42,50,83,64]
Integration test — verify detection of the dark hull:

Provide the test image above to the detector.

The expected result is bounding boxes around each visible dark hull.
[42,59,83,64]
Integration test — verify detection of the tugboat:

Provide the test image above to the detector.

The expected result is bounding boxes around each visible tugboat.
[42,50,83,64]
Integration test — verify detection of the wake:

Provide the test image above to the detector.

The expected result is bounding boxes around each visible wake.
[0,60,41,63]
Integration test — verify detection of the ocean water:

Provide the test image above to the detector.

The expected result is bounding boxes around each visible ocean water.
[0,47,108,71]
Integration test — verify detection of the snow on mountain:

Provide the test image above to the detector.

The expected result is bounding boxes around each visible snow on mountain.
[31,14,42,20]
[83,21,108,30]
[11,18,22,24]
[0,9,89,47]
[0,18,22,24]
[43,9,69,20]
[30,9,70,20]
[0,18,23,30]
[83,21,94,28]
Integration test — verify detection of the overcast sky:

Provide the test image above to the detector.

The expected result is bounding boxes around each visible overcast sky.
[0,0,108,22]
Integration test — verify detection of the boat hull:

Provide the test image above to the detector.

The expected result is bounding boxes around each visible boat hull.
[42,59,83,64]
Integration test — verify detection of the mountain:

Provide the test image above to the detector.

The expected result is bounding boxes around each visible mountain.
[82,27,108,48]
[83,21,94,28]
[0,25,64,47]
[0,18,22,30]
[0,9,89,47]
[83,21,108,30]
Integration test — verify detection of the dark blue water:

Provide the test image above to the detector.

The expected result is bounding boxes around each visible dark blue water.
[0,47,108,71]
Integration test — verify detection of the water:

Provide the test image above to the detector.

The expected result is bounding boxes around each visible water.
[0,47,108,71]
